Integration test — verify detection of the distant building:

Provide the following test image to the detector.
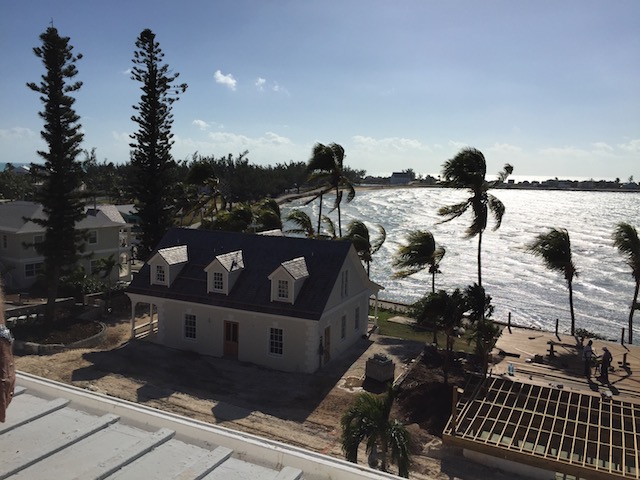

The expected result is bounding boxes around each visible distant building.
[0,201,132,290]
[389,172,412,185]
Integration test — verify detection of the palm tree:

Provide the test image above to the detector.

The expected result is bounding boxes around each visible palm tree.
[284,210,317,238]
[344,220,386,276]
[613,222,640,344]
[438,148,512,286]
[527,228,578,335]
[392,230,445,293]
[465,284,500,377]
[341,387,411,477]
[306,143,356,237]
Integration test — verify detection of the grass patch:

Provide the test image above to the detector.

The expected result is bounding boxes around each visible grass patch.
[371,308,475,353]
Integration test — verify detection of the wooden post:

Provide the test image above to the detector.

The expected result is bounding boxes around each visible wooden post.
[555,318,559,336]
[451,387,464,436]
[507,312,512,334]
[621,328,625,346]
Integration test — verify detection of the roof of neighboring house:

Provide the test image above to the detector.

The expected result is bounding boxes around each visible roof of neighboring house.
[127,227,366,320]
[0,201,127,234]
[6,373,396,480]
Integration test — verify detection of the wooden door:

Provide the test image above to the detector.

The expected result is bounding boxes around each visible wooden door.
[224,321,239,357]
[323,326,331,363]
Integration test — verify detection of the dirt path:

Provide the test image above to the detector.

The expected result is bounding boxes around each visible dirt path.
[14,314,522,479]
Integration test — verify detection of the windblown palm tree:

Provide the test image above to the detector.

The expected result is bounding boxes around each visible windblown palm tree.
[438,148,512,286]
[527,228,578,335]
[341,387,411,477]
[613,222,640,344]
[284,210,317,238]
[392,230,445,293]
[344,220,386,276]
[306,143,356,237]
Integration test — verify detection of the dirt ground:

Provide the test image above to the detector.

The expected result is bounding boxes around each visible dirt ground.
[13,309,524,479]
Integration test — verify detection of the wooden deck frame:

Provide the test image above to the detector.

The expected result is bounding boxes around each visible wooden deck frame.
[443,376,640,479]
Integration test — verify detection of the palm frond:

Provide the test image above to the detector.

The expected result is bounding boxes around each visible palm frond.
[392,230,437,277]
[437,200,471,224]
[487,193,506,230]
[613,222,640,279]
[527,228,577,283]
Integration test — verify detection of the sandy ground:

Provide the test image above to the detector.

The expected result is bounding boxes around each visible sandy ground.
[14,312,525,480]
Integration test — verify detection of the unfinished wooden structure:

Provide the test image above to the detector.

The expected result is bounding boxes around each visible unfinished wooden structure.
[444,376,640,480]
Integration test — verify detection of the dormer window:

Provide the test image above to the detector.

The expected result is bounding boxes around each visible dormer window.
[213,271,224,291]
[156,265,166,283]
[269,256,309,304]
[205,250,244,295]
[277,279,289,300]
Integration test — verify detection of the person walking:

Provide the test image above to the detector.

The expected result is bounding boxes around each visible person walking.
[0,283,16,422]
[583,340,594,378]
[600,346,613,384]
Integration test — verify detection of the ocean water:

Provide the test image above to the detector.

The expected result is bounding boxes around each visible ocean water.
[282,187,640,340]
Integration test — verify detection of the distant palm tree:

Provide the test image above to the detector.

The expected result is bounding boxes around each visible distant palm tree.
[341,387,411,477]
[344,220,386,276]
[392,230,445,293]
[306,143,356,237]
[465,283,500,377]
[613,222,640,344]
[284,210,317,238]
[527,228,578,335]
[438,147,512,286]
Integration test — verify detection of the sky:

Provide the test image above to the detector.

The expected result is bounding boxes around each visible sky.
[1,0,639,180]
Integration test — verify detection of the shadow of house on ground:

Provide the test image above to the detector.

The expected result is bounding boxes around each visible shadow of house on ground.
[80,336,376,423]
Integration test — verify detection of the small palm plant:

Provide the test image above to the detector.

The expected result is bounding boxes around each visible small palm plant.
[612,222,640,344]
[527,228,578,335]
[344,220,386,276]
[341,386,411,477]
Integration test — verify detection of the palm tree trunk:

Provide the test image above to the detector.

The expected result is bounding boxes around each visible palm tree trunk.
[477,231,483,287]
[336,186,342,237]
[431,272,435,293]
[629,281,639,344]
[568,280,576,336]
[317,192,323,235]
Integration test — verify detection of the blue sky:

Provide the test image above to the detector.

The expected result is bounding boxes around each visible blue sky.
[1,0,639,179]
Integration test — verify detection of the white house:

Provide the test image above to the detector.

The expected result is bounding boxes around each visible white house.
[126,227,383,373]
[0,201,132,290]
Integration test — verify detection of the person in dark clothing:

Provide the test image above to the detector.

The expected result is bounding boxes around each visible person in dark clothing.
[600,346,613,384]
[583,340,594,377]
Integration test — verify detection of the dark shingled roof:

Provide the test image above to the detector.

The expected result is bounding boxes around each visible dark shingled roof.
[127,227,354,321]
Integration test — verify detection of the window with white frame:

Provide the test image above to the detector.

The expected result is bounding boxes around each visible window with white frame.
[25,262,43,278]
[213,271,224,291]
[277,279,289,299]
[155,265,166,283]
[269,327,283,355]
[341,270,349,297]
[88,230,98,244]
[184,313,196,340]
[341,315,346,339]
[355,306,360,329]
[33,234,44,246]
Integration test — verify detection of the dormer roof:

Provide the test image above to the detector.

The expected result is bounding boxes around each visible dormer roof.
[157,245,188,265]
[280,257,309,280]
[216,250,244,272]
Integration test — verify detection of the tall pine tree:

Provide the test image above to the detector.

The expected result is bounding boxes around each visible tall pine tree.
[27,27,87,322]
[129,29,187,260]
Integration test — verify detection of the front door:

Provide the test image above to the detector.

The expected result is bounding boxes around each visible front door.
[224,321,239,357]
[323,326,331,363]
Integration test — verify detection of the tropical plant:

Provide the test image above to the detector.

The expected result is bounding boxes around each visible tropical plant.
[465,284,500,377]
[527,228,578,335]
[129,28,187,260]
[26,26,88,322]
[344,220,386,276]
[612,222,640,344]
[412,289,467,384]
[204,199,282,233]
[438,147,512,286]
[284,210,317,238]
[393,230,445,293]
[306,143,356,237]
[341,386,411,477]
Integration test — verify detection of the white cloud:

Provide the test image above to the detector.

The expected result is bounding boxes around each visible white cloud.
[447,140,468,151]
[272,82,290,96]
[255,77,266,91]
[592,142,614,152]
[352,135,430,152]
[488,143,523,154]
[192,119,211,130]
[618,139,640,153]
[214,70,237,91]
[538,146,591,158]
[0,127,35,139]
